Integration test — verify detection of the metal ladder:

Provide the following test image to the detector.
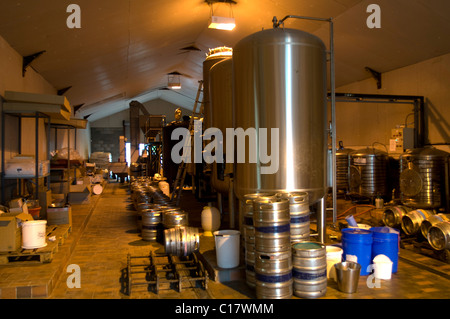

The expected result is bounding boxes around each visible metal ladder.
[171,80,203,206]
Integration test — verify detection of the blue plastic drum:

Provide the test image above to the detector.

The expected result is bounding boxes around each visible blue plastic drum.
[341,228,373,276]
[370,226,400,273]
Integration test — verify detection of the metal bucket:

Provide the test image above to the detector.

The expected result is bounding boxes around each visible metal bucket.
[255,250,293,299]
[421,214,450,238]
[292,242,327,299]
[401,209,434,236]
[253,195,290,252]
[382,205,412,228]
[141,209,161,242]
[164,226,200,256]
[427,221,450,250]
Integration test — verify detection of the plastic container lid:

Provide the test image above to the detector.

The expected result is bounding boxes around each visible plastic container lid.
[373,254,392,263]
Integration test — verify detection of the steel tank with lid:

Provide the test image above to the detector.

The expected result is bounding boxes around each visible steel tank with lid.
[348,148,388,198]
[233,27,327,204]
[209,57,233,194]
[203,46,233,130]
[399,147,449,209]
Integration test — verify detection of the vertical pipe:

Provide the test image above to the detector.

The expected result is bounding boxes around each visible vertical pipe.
[317,196,326,243]
[47,116,51,191]
[35,112,39,200]
[229,178,235,228]
[330,19,337,227]
[1,99,5,204]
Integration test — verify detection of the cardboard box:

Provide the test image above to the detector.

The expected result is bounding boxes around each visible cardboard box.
[47,206,72,226]
[0,217,21,252]
[38,189,52,219]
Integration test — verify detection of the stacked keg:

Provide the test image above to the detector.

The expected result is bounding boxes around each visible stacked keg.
[253,195,293,299]
[401,209,435,236]
[292,242,327,298]
[278,192,310,243]
[129,177,199,256]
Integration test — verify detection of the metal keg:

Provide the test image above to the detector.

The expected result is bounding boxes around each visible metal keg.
[401,209,434,236]
[162,209,189,228]
[292,242,327,299]
[382,205,412,228]
[141,209,161,241]
[278,192,310,243]
[427,221,450,250]
[255,250,293,299]
[164,226,200,256]
[399,147,450,209]
[349,148,388,198]
[253,195,291,253]
[421,214,450,238]
[242,193,272,288]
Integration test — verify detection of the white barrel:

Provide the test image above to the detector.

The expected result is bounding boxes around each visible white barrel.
[214,230,241,268]
[22,220,47,249]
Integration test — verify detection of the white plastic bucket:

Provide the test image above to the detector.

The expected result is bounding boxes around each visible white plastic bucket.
[373,254,393,280]
[22,220,47,249]
[214,230,240,269]
[326,245,343,281]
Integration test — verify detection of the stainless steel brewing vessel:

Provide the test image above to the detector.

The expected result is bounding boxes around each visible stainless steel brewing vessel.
[203,47,233,130]
[233,28,327,204]
[209,57,233,193]
[399,147,449,209]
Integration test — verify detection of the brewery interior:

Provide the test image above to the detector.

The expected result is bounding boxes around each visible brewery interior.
[0,0,449,302]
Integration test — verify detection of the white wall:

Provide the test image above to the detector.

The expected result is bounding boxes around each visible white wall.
[333,52,450,154]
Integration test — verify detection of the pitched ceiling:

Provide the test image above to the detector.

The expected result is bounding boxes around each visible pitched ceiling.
[0,0,449,122]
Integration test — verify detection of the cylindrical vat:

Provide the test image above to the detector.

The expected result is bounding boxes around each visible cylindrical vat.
[209,57,233,194]
[164,226,200,256]
[349,148,389,198]
[421,214,450,239]
[253,195,291,253]
[401,209,434,236]
[399,147,449,209]
[341,228,373,276]
[233,28,327,205]
[370,227,400,273]
[162,210,189,229]
[278,192,310,243]
[292,242,327,299]
[255,250,293,299]
[427,221,450,250]
[336,146,354,192]
[382,205,412,228]
[203,46,233,130]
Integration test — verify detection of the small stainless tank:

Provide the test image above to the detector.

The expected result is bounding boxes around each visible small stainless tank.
[399,147,449,209]
[209,57,233,193]
[336,145,354,192]
[202,47,233,130]
[349,148,388,198]
[233,27,327,204]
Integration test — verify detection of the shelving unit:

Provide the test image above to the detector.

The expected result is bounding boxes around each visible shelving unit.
[1,107,51,204]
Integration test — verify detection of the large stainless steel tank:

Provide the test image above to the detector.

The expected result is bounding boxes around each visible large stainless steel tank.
[233,28,327,204]
[399,147,449,209]
[209,58,233,193]
[348,148,388,198]
[202,47,233,130]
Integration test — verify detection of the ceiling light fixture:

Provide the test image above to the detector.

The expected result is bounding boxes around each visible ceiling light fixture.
[167,71,182,89]
[206,0,236,31]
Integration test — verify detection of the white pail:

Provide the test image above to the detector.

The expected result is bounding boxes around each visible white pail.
[22,220,47,249]
[326,245,343,281]
[214,230,240,269]
[373,254,393,280]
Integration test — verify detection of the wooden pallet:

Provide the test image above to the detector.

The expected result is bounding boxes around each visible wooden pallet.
[0,224,71,265]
